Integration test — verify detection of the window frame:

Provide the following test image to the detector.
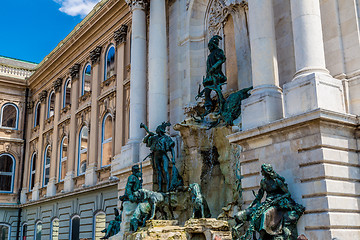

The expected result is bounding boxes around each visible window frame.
[21,222,27,240]
[29,152,37,192]
[50,218,59,240]
[34,221,42,240]
[101,113,113,168]
[0,102,19,130]
[0,153,15,193]
[42,145,51,187]
[104,44,115,81]
[59,137,68,182]
[93,211,106,240]
[63,78,71,108]
[34,102,41,128]
[81,63,91,96]
[77,126,88,176]
[70,215,80,240]
[0,223,11,240]
[47,91,55,119]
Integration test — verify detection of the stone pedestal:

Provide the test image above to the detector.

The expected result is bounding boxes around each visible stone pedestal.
[241,85,283,130]
[117,201,138,239]
[283,73,346,117]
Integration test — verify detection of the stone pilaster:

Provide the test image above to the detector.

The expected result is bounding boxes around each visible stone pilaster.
[47,78,62,196]
[86,48,102,187]
[114,27,127,156]
[148,0,168,129]
[241,0,283,130]
[283,0,346,117]
[64,64,80,192]
[32,91,47,200]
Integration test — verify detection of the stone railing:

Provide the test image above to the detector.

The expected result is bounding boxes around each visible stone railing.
[0,64,35,79]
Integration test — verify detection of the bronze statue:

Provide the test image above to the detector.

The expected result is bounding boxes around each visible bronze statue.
[119,165,142,203]
[233,164,305,240]
[194,35,252,129]
[140,122,177,192]
[189,183,211,218]
[196,35,227,117]
[100,208,121,239]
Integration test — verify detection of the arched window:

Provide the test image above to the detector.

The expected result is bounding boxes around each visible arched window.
[1,103,19,129]
[70,215,80,240]
[43,145,51,187]
[81,63,91,95]
[59,137,68,182]
[29,152,37,191]
[104,45,115,80]
[93,212,106,240]
[34,221,42,240]
[48,91,55,118]
[21,223,27,240]
[51,218,59,240]
[34,102,41,127]
[63,78,71,108]
[78,126,88,175]
[0,153,15,193]
[0,223,10,240]
[101,114,113,167]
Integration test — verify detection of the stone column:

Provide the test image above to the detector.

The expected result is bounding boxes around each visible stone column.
[241,0,283,130]
[283,0,346,116]
[64,64,80,192]
[85,47,102,187]
[148,0,168,129]
[47,78,62,196]
[32,90,47,201]
[127,0,147,163]
[114,25,128,156]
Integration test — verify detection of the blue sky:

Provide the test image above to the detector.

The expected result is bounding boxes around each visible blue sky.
[0,0,100,64]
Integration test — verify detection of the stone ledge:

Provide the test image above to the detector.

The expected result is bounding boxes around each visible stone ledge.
[227,108,358,144]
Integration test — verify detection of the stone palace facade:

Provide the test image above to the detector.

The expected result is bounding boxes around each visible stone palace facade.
[0,0,360,239]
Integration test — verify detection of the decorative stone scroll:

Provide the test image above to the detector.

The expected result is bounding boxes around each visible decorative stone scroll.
[39,90,48,103]
[53,78,63,92]
[90,46,102,65]
[114,24,128,45]
[69,64,80,79]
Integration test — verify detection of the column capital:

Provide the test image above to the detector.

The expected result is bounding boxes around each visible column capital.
[53,78,63,93]
[126,0,148,11]
[90,46,102,65]
[27,101,34,111]
[114,24,128,45]
[39,90,48,103]
[69,63,80,79]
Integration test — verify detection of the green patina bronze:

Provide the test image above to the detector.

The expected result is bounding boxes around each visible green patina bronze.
[233,164,305,240]
[119,165,142,203]
[141,122,183,192]
[195,35,252,129]
[100,208,122,239]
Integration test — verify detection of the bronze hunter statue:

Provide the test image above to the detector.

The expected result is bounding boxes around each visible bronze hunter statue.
[140,122,183,192]
[233,164,305,240]
[100,208,122,239]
